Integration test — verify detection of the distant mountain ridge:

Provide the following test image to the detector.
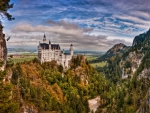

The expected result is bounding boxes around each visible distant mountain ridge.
[97,29,150,62]
[8,48,105,56]
[8,48,36,53]
[97,43,129,61]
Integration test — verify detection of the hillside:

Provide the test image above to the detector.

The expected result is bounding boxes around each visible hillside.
[0,55,116,113]
[92,43,129,63]
[101,29,150,112]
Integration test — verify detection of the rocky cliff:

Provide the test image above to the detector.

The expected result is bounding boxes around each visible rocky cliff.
[0,24,7,71]
[101,29,150,112]
[120,29,150,79]
[104,28,150,81]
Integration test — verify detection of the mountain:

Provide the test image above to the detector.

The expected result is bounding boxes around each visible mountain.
[101,29,150,112]
[96,43,129,61]
[104,29,150,81]
[8,48,37,53]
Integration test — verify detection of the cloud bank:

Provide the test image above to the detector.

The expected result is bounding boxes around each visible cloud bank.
[8,20,131,51]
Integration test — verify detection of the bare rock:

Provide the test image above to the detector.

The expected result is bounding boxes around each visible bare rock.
[0,23,7,71]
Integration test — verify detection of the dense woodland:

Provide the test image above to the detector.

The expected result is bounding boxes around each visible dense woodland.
[0,55,115,113]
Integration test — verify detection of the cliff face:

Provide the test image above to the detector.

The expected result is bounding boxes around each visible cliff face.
[105,29,150,80]
[0,24,7,71]
[120,29,150,79]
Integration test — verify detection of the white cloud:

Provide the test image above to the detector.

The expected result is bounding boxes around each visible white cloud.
[114,14,150,26]
[9,20,132,51]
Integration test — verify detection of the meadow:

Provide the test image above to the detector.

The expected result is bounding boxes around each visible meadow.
[7,53,37,64]
[85,55,107,68]
[7,54,107,68]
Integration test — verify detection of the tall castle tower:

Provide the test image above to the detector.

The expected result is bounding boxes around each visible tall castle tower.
[0,23,7,71]
[70,44,73,56]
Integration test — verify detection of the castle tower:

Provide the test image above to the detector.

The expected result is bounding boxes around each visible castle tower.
[49,39,51,49]
[43,34,46,43]
[70,44,73,56]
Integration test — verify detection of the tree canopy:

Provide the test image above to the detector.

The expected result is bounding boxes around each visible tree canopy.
[0,0,14,21]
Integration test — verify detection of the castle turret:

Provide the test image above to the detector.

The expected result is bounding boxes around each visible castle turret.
[70,44,73,56]
[43,34,46,43]
[49,39,51,49]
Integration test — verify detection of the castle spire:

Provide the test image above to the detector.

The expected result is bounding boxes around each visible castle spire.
[43,34,46,43]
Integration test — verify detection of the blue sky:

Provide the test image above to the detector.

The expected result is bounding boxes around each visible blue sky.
[2,0,150,51]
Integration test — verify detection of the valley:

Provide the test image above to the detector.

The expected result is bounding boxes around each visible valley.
[2,29,150,113]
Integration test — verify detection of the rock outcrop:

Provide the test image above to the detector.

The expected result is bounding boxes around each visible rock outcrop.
[0,23,7,71]
[106,29,150,80]
[20,105,38,113]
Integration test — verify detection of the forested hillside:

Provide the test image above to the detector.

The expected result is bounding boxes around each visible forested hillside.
[91,43,129,63]
[0,55,115,113]
[98,29,150,112]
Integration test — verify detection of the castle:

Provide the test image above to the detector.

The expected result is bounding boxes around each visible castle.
[38,34,74,68]
[0,23,7,71]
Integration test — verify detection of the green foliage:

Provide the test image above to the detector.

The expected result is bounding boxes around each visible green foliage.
[8,56,111,112]
[124,60,132,68]
[0,83,19,113]
[0,70,6,81]
[0,0,14,20]
[95,29,150,112]
[0,60,3,67]
[103,55,122,84]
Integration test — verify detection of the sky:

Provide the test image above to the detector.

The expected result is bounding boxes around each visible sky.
[2,0,150,51]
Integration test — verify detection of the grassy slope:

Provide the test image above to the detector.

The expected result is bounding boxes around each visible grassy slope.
[7,53,37,64]
[85,55,107,68]
[90,61,107,68]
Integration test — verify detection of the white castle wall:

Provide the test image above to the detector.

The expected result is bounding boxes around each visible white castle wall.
[38,36,73,68]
